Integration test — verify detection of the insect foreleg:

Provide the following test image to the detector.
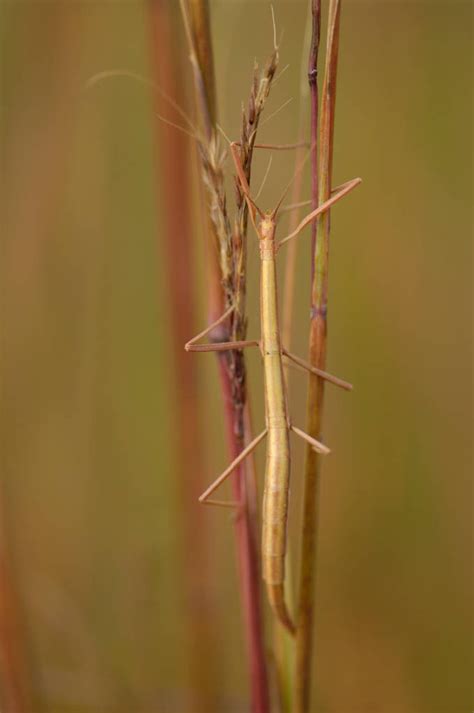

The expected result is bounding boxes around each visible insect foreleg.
[278,176,362,248]
[229,142,263,235]
[279,183,360,215]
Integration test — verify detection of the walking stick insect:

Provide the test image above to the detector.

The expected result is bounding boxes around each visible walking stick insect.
[82,43,361,633]
[186,141,361,634]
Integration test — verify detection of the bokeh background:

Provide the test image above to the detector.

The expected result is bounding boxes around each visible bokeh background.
[1,1,471,711]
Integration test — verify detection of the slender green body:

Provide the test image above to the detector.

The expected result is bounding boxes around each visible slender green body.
[259,219,294,633]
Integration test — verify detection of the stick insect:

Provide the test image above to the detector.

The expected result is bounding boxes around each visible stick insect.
[186,140,361,634]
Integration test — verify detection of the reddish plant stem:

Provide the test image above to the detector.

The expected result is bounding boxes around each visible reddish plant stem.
[148,2,215,710]
[0,515,31,713]
[179,2,270,710]
[222,387,269,713]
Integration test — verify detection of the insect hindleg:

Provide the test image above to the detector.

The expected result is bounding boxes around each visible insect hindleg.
[290,425,330,455]
[198,429,268,505]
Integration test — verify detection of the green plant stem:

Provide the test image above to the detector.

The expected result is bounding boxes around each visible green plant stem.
[295,1,341,711]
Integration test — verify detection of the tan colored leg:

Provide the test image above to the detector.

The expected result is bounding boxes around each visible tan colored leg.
[253,141,309,151]
[290,425,330,456]
[188,340,259,353]
[198,429,267,504]
[200,499,240,509]
[278,177,362,248]
[185,306,259,353]
[185,305,233,351]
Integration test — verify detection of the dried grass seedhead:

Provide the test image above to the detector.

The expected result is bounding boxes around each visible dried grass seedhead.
[236,48,279,214]
[232,47,279,319]
[180,0,280,436]
[196,131,233,311]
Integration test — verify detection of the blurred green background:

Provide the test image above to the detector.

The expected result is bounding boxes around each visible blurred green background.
[1,1,471,711]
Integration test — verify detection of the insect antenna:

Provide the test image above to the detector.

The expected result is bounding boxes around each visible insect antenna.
[255,154,273,201]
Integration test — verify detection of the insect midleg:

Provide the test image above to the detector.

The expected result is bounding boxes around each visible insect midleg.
[290,425,330,455]
[187,340,259,353]
[282,348,353,391]
[185,304,260,353]
[184,305,233,350]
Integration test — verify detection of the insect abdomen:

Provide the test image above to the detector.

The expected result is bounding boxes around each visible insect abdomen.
[262,429,290,584]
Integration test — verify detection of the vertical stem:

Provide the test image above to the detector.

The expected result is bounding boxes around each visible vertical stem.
[281,142,306,352]
[277,12,315,710]
[148,2,215,710]
[188,0,216,131]
[295,1,341,712]
[179,2,270,710]
[308,0,322,263]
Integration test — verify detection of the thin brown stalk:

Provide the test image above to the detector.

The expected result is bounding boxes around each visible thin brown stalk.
[295,1,340,711]
[148,2,215,709]
[179,1,271,710]
[188,0,216,130]
[280,0,319,349]
[281,147,305,353]
[276,13,315,710]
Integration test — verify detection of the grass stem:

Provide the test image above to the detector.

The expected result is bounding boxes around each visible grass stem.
[179,2,270,710]
[294,1,341,711]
